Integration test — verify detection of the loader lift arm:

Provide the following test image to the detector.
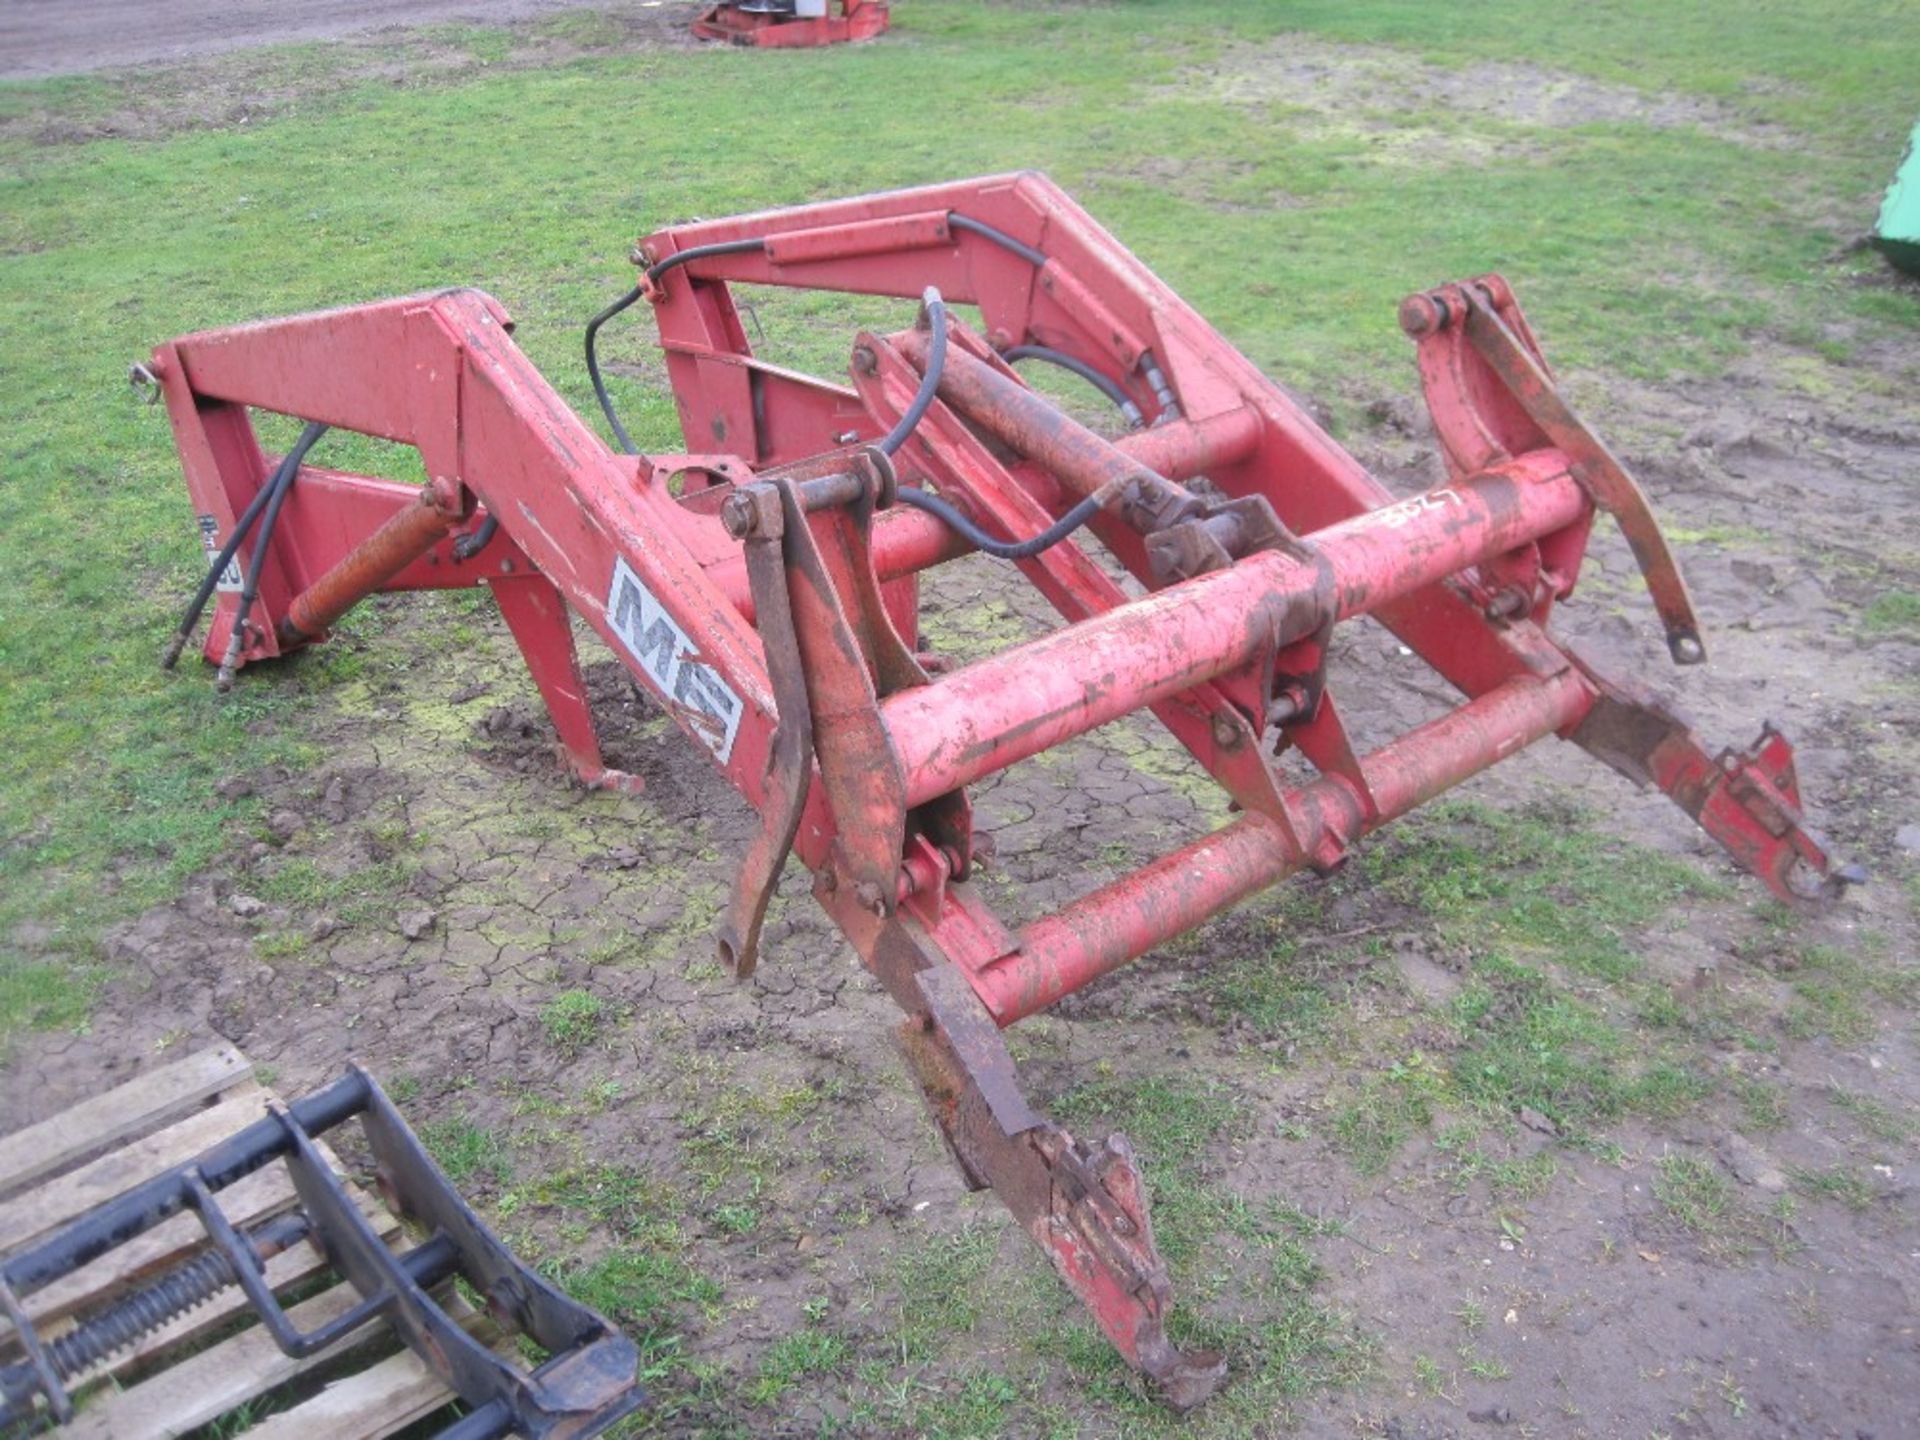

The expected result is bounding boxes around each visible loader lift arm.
[153,172,1854,1408]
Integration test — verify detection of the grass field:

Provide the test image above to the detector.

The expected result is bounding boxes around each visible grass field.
[1,0,1913,1042]
[1,2,1916,1436]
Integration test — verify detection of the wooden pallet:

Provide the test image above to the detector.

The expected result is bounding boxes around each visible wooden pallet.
[0,1046,483,1439]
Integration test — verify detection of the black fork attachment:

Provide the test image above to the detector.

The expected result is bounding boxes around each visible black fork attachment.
[0,1066,643,1438]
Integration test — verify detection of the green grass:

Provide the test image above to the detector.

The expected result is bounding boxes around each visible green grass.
[538,987,607,1055]
[1784,942,1917,1044]
[556,1244,724,1382]
[1827,1087,1917,1146]
[1655,1152,1739,1234]
[1787,1164,1881,1211]
[1860,589,1920,636]
[1,0,1917,1049]
[745,1326,853,1407]
[1369,798,1722,982]
[422,1114,512,1187]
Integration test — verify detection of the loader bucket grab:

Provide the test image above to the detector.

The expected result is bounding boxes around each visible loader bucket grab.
[151,173,1854,1407]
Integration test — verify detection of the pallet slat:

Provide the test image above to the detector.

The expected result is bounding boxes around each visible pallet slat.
[0,1086,266,1258]
[242,1306,495,1440]
[0,1046,252,1198]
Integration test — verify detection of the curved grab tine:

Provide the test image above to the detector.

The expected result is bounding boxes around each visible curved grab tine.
[1459,286,1705,665]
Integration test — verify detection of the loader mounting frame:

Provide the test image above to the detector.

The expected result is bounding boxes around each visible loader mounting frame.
[151,172,1853,1408]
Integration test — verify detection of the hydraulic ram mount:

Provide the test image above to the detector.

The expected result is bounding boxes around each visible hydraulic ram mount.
[152,172,1855,1408]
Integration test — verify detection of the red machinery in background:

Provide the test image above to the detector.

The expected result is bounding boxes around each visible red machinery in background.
[149,173,1854,1407]
[692,0,889,47]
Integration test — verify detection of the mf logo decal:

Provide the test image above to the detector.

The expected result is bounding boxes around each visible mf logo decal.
[607,556,744,765]
[197,515,243,593]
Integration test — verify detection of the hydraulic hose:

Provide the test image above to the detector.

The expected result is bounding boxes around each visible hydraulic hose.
[585,285,646,456]
[886,287,1104,561]
[213,421,328,692]
[583,217,1116,560]
[947,212,1048,267]
[895,487,1105,562]
[165,421,327,675]
[1004,344,1144,427]
[452,513,498,561]
[583,214,1044,454]
[161,470,279,669]
[878,287,948,457]
[587,239,771,455]
[645,237,770,286]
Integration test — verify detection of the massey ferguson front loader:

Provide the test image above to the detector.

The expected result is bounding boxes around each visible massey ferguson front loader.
[146,173,1853,1407]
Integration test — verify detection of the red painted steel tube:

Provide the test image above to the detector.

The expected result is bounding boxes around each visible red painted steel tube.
[705,504,967,620]
[885,451,1586,807]
[1113,407,1264,482]
[279,487,454,643]
[896,331,1176,505]
[980,667,1594,1024]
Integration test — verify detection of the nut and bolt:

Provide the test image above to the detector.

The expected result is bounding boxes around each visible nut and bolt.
[852,346,879,376]
[721,492,759,539]
[853,880,888,918]
[1209,710,1244,750]
[1483,587,1530,622]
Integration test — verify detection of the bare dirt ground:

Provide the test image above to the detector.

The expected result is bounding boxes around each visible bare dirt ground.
[0,0,686,79]
[3,15,1918,1440]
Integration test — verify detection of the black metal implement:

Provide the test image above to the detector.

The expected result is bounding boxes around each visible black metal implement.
[0,1066,645,1437]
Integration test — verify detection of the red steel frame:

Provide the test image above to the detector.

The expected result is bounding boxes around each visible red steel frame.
[151,172,1852,1407]
[691,0,889,48]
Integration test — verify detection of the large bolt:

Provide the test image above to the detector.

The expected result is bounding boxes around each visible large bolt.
[1397,293,1446,339]
[1483,587,1530,622]
[854,879,888,917]
[1266,690,1305,728]
[721,492,759,539]
[852,346,879,376]
[1209,710,1244,751]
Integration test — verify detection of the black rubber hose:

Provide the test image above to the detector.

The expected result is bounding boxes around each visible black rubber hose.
[587,240,769,456]
[948,212,1048,267]
[885,287,1102,559]
[878,287,947,457]
[164,422,327,671]
[586,220,1044,458]
[215,421,327,692]
[1004,344,1145,427]
[161,470,280,669]
[585,285,645,456]
[452,513,497,561]
[645,236,769,286]
[895,487,1103,562]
